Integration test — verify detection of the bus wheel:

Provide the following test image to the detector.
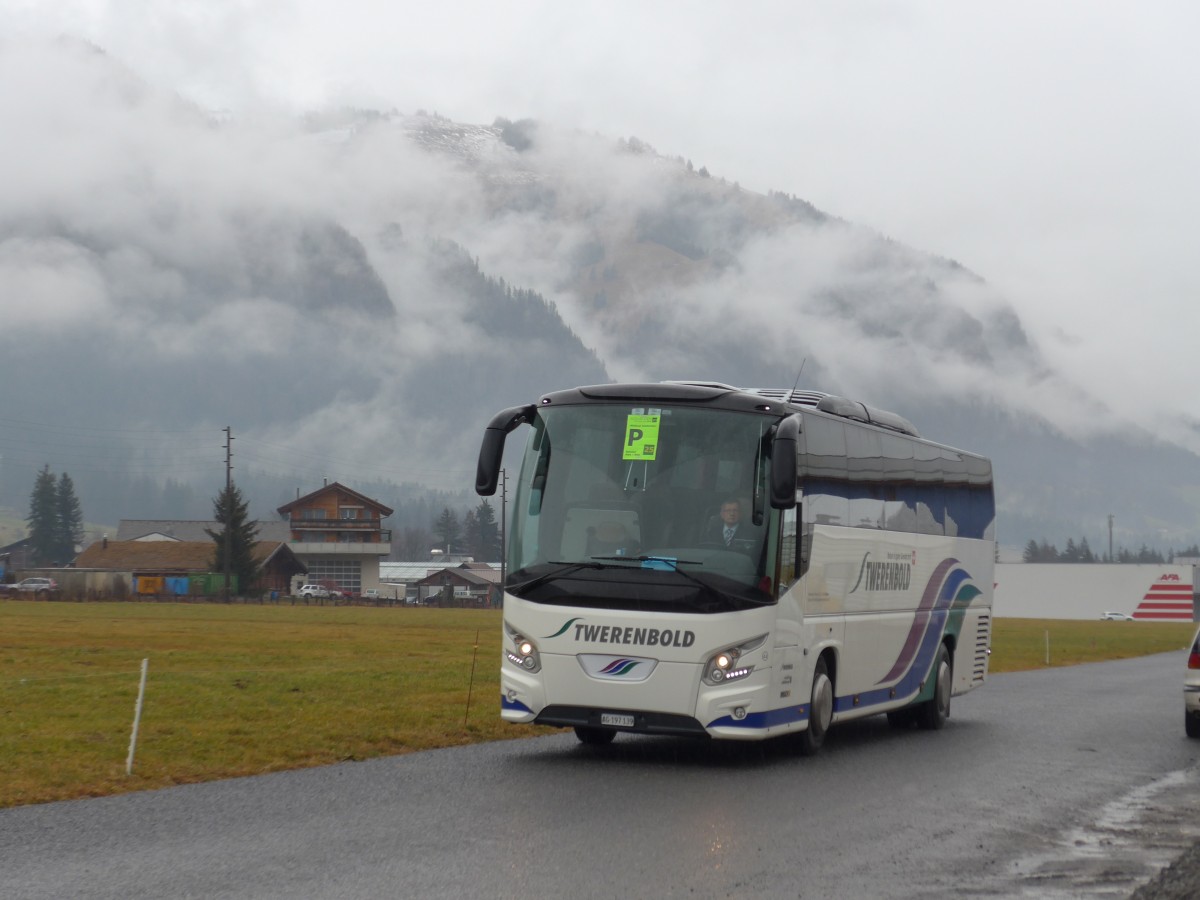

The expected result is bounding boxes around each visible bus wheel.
[574,726,616,746]
[917,644,952,730]
[797,657,833,756]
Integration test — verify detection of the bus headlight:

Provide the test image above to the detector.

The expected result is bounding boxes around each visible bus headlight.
[703,634,767,685]
[505,624,541,673]
[705,654,751,684]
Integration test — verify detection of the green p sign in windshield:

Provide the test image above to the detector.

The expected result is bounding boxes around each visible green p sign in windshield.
[623,414,660,460]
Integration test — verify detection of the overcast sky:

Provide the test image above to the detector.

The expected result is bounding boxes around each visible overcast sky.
[5,0,1199,433]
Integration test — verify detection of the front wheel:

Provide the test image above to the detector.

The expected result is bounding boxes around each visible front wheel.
[796,657,833,756]
[574,726,616,746]
[1187,712,1200,739]
[917,643,952,730]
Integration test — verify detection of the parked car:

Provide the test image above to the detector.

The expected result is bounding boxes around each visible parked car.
[1186,624,1200,739]
[298,584,330,599]
[15,577,58,598]
[1100,611,1135,621]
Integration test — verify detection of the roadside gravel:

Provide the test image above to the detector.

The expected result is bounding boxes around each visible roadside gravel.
[1132,840,1200,900]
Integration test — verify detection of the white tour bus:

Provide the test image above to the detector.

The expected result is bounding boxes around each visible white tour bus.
[476,382,994,752]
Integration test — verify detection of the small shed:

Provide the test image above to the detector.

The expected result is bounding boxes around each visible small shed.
[74,539,306,597]
[414,563,499,607]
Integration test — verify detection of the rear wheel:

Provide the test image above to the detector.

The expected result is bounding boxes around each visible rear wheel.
[574,726,616,746]
[1187,712,1200,739]
[917,643,952,730]
[796,657,833,756]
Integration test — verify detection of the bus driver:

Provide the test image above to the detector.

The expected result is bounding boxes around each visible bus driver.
[703,498,748,547]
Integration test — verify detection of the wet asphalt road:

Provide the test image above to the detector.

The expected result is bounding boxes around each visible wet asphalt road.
[1,651,1198,899]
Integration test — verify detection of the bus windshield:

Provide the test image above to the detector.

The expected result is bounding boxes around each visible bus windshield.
[506,402,778,613]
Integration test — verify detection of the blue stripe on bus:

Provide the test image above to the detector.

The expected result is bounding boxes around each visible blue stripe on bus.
[502,695,534,714]
[706,704,809,730]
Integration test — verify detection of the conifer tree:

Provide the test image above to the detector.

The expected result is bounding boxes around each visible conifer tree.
[206,484,259,595]
[475,500,500,561]
[56,472,84,563]
[26,465,59,565]
[432,507,461,554]
[1079,537,1094,563]
[462,509,480,559]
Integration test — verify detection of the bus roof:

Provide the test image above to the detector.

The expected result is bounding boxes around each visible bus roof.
[538,382,920,438]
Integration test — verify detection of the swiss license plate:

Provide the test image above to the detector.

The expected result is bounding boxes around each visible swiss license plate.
[601,713,635,728]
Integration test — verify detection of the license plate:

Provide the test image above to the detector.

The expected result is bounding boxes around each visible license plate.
[601,713,635,728]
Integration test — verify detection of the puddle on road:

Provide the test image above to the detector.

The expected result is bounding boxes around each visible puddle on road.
[982,767,1200,898]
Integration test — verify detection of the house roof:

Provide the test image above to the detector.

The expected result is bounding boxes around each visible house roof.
[414,567,498,588]
[379,561,499,584]
[0,537,32,555]
[276,482,394,517]
[76,540,305,574]
[116,520,291,542]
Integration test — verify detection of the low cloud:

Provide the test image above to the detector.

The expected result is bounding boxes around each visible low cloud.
[1,35,1196,513]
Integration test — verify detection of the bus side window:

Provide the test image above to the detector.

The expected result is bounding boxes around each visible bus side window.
[845,425,882,529]
[882,434,916,533]
[779,504,798,588]
[913,441,944,535]
[802,417,848,527]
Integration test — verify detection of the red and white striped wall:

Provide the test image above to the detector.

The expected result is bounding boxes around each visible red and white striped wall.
[995,564,1197,620]
[1132,573,1195,620]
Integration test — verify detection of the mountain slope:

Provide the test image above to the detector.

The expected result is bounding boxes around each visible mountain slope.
[0,39,1196,553]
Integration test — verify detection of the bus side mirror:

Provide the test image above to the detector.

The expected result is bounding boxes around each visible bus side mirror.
[476,404,536,495]
[770,415,800,509]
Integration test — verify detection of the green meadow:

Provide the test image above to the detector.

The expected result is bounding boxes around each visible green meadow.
[1,601,1193,808]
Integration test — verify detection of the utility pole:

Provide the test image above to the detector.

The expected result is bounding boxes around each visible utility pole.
[224,426,234,599]
[1108,513,1114,563]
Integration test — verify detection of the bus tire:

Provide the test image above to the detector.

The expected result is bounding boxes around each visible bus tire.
[574,726,616,746]
[797,656,833,756]
[917,643,952,730]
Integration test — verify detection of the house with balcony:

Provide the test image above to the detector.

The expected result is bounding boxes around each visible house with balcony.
[277,482,394,596]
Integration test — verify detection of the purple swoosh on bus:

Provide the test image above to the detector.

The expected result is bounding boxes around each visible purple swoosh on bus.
[876,557,958,684]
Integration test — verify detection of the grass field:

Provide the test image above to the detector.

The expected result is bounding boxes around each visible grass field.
[1,600,1194,809]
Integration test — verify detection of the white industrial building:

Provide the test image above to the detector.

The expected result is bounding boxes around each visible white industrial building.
[995,563,1197,620]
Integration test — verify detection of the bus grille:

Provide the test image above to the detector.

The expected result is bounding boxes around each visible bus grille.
[973,614,991,684]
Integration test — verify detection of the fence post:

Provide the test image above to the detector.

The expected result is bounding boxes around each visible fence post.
[126,658,149,775]
[464,630,480,726]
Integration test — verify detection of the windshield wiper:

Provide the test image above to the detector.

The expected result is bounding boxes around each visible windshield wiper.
[590,554,702,566]
[508,560,631,595]
[590,555,774,608]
